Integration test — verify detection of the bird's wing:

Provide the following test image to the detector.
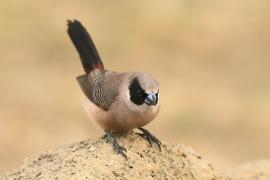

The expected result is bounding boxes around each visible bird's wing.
[76,74,96,105]
[77,70,123,111]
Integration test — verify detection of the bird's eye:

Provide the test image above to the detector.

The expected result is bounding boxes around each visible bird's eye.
[137,89,146,97]
[155,92,159,103]
[129,78,147,105]
[136,89,142,94]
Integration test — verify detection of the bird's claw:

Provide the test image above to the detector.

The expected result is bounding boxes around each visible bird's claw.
[136,128,162,151]
[104,132,127,159]
[112,141,127,159]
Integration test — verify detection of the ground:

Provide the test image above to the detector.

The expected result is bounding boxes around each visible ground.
[2,132,269,180]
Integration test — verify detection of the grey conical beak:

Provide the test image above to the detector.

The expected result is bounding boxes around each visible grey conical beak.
[145,93,157,105]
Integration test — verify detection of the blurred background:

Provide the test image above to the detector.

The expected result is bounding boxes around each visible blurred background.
[0,0,270,173]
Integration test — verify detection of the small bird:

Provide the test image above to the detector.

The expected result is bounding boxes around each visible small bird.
[67,20,161,158]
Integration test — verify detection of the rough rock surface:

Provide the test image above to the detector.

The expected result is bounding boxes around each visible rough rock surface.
[225,160,270,180]
[3,132,270,180]
[2,132,229,180]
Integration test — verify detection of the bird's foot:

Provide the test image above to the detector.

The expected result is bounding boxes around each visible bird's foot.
[136,128,161,151]
[104,131,127,159]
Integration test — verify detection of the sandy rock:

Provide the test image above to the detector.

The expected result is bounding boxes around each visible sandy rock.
[2,132,228,180]
[225,160,270,180]
[2,132,270,180]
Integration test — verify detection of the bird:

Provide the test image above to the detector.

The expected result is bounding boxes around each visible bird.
[67,20,161,158]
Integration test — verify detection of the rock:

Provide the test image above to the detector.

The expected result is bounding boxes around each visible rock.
[1,132,228,180]
[225,160,270,180]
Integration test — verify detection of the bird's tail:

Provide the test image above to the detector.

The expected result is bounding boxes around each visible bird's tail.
[67,20,104,73]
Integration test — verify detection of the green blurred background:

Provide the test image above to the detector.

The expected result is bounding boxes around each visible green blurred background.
[1,0,270,173]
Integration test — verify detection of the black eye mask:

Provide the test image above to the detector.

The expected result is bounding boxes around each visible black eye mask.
[129,78,148,105]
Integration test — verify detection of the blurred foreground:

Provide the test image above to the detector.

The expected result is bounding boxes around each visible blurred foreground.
[0,0,270,173]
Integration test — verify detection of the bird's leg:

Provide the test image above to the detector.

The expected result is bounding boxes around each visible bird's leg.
[136,128,161,151]
[103,131,127,159]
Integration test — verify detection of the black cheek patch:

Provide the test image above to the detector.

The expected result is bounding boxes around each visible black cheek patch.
[129,78,147,105]
[155,92,159,104]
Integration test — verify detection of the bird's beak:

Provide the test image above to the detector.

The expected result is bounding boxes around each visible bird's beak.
[145,93,157,105]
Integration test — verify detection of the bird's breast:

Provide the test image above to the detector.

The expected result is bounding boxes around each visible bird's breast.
[83,97,160,132]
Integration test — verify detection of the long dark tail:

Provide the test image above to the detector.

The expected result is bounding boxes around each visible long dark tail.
[67,19,104,73]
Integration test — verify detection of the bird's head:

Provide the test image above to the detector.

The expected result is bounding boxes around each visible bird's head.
[128,73,159,106]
